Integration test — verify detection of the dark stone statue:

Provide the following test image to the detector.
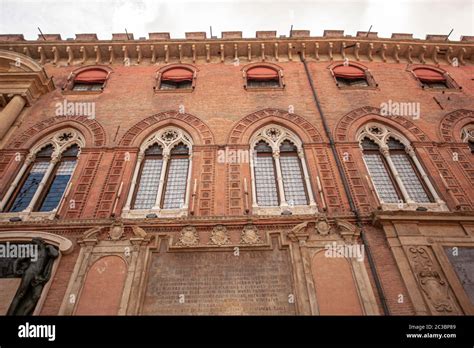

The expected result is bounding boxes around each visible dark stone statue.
[7,238,59,316]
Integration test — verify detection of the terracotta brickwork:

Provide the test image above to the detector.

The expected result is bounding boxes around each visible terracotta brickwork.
[0,31,473,315]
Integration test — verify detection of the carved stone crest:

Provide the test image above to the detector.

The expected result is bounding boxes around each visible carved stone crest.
[240,225,261,245]
[108,222,124,241]
[176,226,199,246]
[315,216,331,235]
[209,225,230,246]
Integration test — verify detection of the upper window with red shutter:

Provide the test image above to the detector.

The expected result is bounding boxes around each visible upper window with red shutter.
[412,68,449,89]
[332,65,370,88]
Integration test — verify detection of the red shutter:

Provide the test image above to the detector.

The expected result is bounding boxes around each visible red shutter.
[413,68,446,82]
[247,67,279,80]
[161,68,194,82]
[74,69,108,83]
[333,65,366,79]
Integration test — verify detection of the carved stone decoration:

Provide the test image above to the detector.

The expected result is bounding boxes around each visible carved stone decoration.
[176,226,199,247]
[7,238,59,315]
[407,246,458,313]
[240,225,261,245]
[209,225,230,246]
[335,219,360,243]
[315,216,331,236]
[108,221,124,241]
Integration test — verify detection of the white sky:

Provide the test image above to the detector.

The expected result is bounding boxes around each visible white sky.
[0,0,473,40]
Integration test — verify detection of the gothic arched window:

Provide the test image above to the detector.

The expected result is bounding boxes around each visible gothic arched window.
[123,127,192,218]
[250,125,316,215]
[0,129,83,219]
[358,123,446,210]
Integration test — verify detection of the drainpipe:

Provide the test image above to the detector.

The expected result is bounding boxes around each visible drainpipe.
[299,52,390,315]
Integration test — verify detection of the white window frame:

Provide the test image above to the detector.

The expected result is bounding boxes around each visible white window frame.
[0,128,84,221]
[249,124,317,216]
[122,127,193,218]
[358,123,447,212]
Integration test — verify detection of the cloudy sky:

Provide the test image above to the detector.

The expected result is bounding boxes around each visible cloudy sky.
[0,0,472,40]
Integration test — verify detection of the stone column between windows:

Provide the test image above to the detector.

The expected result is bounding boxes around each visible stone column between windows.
[406,146,444,204]
[380,147,414,204]
[249,150,258,208]
[182,154,192,210]
[123,152,144,212]
[24,154,60,213]
[153,152,169,210]
[0,95,27,141]
[299,150,317,207]
[273,150,288,207]
[0,154,35,211]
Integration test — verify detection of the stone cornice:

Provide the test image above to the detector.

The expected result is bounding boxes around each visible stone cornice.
[1,31,473,66]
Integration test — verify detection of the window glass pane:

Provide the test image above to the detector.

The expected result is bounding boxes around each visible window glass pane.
[247,79,280,88]
[162,158,189,209]
[336,77,369,87]
[363,153,400,203]
[391,153,431,203]
[38,160,76,212]
[72,83,103,91]
[160,81,192,90]
[9,162,49,212]
[133,158,163,209]
[254,156,279,206]
[280,155,307,205]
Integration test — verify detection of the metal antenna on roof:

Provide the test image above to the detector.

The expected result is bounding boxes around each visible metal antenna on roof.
[446,28,454,40]
[210,26,213,38]
[366,25,373,37]
[290,24,293,37]
[125,28,130,40]
[345,25,373,49]
[38,27,46,41]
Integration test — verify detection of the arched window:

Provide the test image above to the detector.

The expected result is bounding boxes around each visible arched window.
[245,66,282,89]
[62,66,112,93]
[157,67,195,91]
[461,124,474,153]
[73,69,107,91]
[412,68,447,89]
[331,64,373,88]
[123,127,192,218]
[0,129,83,219]
[358,123,446,210]
[250,125,316,215]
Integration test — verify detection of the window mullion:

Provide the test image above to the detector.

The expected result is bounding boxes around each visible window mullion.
[380,147,414,204]
[298,150,317,207]
[24,155,59,213]
[273,151,287,207]
[153,152,169,210]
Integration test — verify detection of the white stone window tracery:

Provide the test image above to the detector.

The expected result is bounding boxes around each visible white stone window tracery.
[250,125,317,215]
[357,123,447,212]
[461,124,474,153]
[122,127,193,218]
[0,128,84,221]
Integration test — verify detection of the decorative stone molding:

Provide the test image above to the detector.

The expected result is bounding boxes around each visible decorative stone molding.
[335,219,360,243]
[240,224,261,244]
[335,106,430,143]
[2,33,472,67]
[228,108,322,144]
[7,116,106,149]
[208,225,230,246]
[176,226,199,246]
[119,110,214,146]
[439,109,474,142]
[315,215,332,236]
